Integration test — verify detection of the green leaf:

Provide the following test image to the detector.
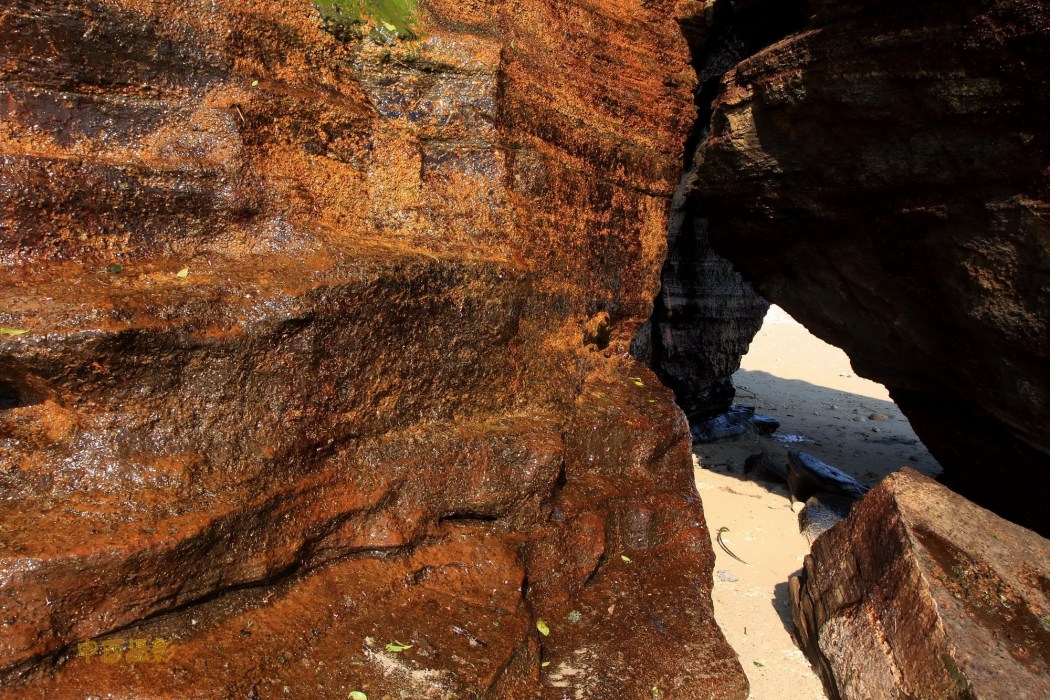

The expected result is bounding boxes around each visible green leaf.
[541,661,551,667]
[385,641,413,652]
[0,327,29,337]
[349,692,368,700]
[106,263,123,274]
[381,20,396,31]
[535,619,550,637]
[620,555,632,563]
[251,80,259,87]
[176,267,190,279]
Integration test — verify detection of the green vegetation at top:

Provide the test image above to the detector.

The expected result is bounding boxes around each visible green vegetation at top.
[313,0,419,42]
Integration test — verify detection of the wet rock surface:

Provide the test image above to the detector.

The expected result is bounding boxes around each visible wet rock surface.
[791,468,1050,700]
[697,0,1050,535]
[0,0,748,696]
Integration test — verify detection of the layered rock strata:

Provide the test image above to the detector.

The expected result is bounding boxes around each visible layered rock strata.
[634,0,808,422]
[697,0,1050,534]
[0,0,747,696]
[791,468,1050,700]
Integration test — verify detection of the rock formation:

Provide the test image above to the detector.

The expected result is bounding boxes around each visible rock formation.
[791,468,1050,700]
[632,0,807,422]
[696,0,1050,535]
[0,0,748,696]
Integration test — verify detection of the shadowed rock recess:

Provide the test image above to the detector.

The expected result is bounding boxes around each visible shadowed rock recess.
[696,0,1050,535]
[632,0,811,422]
[0,0,749,697]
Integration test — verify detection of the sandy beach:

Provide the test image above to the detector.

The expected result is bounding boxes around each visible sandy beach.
[694,306,942,699]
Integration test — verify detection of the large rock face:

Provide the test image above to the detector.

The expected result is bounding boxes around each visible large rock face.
[791,468,1050,700]
[697,0,1050,535]
[0,0,748,696]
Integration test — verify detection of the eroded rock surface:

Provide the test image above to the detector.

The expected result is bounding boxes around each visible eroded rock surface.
[0,0,747,696]
[696,0,1050,535]
[791,468,1050,700]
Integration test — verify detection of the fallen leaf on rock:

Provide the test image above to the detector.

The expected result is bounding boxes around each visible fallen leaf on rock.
[0,327,29,337]
[176,267,190,279]
[385,641,413,652]
[536,620,550,636]
[620,555,633,563]
[349,692,367,700]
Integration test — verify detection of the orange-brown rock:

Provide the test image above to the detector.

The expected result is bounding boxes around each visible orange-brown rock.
[791,468,1050,700]
[0,0,746,697]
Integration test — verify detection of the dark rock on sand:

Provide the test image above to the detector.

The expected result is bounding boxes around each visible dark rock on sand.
[787,451,869,502]
[797,492,855,544]
[744,451,788,484]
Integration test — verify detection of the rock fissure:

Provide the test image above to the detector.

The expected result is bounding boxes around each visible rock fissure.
[634,0,811,424]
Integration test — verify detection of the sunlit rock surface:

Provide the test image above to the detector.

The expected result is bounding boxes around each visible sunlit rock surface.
[0,0,747,696]
[792,469,1050,700]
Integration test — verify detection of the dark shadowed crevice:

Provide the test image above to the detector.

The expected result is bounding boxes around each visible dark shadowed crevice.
[0,381,20,411]
[633,0,807,423]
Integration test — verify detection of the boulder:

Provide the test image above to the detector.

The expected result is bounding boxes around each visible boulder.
[787,450,869,503]
[791,468,1050,700]
[697,0,1050,535]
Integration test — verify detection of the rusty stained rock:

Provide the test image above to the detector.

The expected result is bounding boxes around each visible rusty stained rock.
[791,468,1050,700]
[0,0,746,697]
[696,0,1050,535]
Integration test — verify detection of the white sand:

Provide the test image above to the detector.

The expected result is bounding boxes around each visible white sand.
[695,306,941,699]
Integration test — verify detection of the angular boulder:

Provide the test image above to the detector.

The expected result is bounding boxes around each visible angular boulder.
[791,468,1050,700]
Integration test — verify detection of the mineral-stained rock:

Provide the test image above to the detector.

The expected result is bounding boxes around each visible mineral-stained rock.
[0,0,747,696]
[696,0,1050,535]
[791,468,1050,700]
